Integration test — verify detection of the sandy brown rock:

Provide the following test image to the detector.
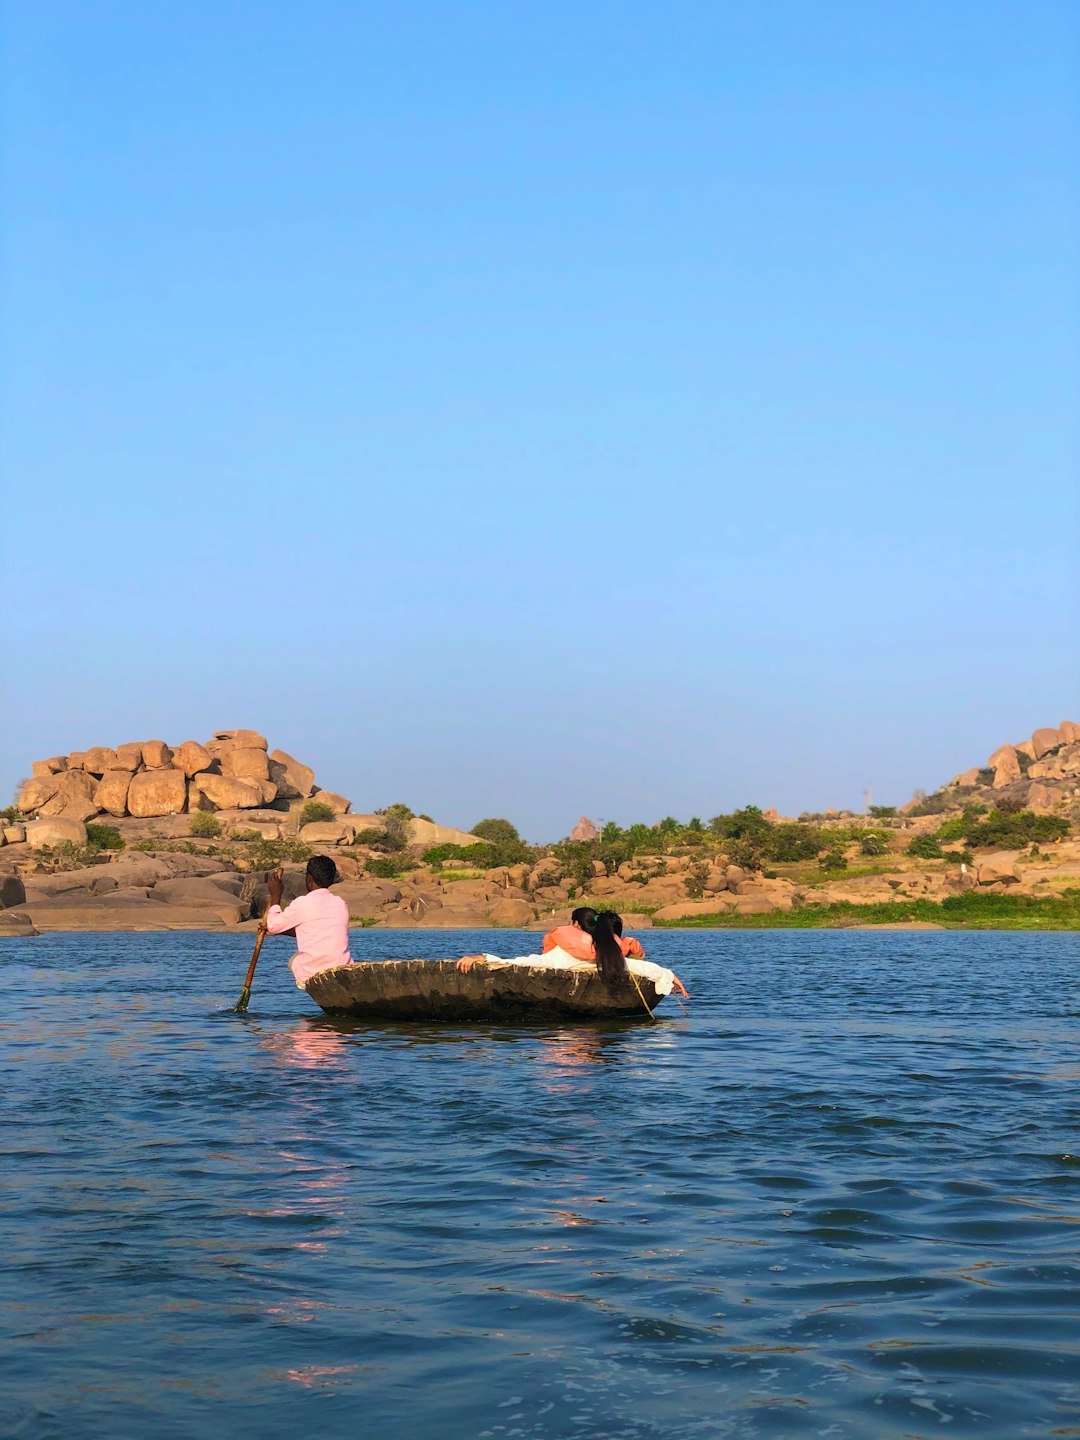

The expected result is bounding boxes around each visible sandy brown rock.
[1031,727,1061,759]
[570,816,598,841]
[988,744,1021,789]
[174,740,213,777]
[1059,720,1080,745]
[94,771,132,817]
[18,775,61,813]
[300,820,349,845]
[141,740,174,769]
[268,749,315,799]
[82,747,117,775]
[127,768,188,817]
[190,774,263,811]
[221,746,270,782]
[151,877,249,907]
[977,855,1021,885]
[38,770,100,822]
[212,728,268,749]
[0,912,39,936]
[25,818,89,849]
[1025,782,1058,813]
[6,899,245,930]
[652,899,734,920]
[487,898,534,927]
[407,817,473,846]
[335,881,402,914]
[3,825,26,844]
[32,757,68,778]
[113,743,144,772]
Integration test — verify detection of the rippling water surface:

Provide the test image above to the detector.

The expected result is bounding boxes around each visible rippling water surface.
[2,928,1078,1438]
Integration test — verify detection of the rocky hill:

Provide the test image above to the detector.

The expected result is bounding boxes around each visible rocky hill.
[921,719,1080,817]
[10,728,359,851]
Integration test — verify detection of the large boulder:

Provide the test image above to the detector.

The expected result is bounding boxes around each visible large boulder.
[113,743,144,772]
[988,744,1021,789]
[82,746,117,775]
[141,740,174,769]
[127,768,188,817]
[94,771,132,817]
[1031,727,1061,759]
[268,749,315,799]
[174,740,213,777]
[38,770,100,822]
[1025,782,1058,813]
[7,898,245,930]
[0,875,27,908]
[339,814,387,840]
[0,911,39,936]
[17,775,61,814]
[1059,720,1080,745]
[190,773,264,811]
[652,899,733,921]
[211,728,268,749]
[25,818,88,849]
[487,898,534,927]
[31,756,67,777]
[151,877,249,906]
[221,746,270,782]
[977,855,1021,885]
[3,824,26,844]
[334,881,403,913]
[948,768,981,788]
[311,790,351,816]
[299,820,349,845]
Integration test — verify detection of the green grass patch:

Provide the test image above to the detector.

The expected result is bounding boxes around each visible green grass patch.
[653,889,1080,930]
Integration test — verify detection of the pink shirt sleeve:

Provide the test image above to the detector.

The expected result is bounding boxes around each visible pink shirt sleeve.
[265,898,306,934]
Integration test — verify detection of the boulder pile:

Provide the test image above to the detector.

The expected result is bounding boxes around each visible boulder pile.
[939,720,1080,811]
[17,730,351,827]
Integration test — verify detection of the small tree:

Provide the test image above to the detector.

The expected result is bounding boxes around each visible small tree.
[906,834,944,859]
[470,818,521,847]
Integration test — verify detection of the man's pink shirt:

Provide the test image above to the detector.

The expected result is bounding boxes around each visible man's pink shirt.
[265,888,352,987]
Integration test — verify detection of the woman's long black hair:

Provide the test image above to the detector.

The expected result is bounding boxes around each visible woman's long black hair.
[586,910,629,986]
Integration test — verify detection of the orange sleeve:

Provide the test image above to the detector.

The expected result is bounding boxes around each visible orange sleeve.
[622,936,646,958]
[541,931,558,952]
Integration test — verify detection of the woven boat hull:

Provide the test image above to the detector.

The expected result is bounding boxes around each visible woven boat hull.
[305,958,661,1022]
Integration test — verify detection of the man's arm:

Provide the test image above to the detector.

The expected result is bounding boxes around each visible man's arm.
[263,869,301,935]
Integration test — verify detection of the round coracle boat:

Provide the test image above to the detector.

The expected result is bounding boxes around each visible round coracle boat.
[304,958,666,1022]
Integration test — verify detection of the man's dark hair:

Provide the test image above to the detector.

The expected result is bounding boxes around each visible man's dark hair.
[307,855,338,889]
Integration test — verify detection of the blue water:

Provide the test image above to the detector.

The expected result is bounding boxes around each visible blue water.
[1,928,1078,1439]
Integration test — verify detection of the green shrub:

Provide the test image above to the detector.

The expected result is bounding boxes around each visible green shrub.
[301,800,336,824]
[906,834,944,859]
[373,803,414,851]
[818,848,848,871]
[470,818,521,846]
[234,829,261,843]
[963,809,1069,848]
[859,832,889,857]
[352,827,389,847]
[190,810,222,839]
[868,805,897,818]
[366,854,409,878]
[86,824,125,851]
[422,844,466,865]
[726,837,764,872]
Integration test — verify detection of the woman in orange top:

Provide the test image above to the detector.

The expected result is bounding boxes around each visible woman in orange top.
[542,906,645,961]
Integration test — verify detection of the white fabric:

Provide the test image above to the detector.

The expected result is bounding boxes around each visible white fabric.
[479,945,674,997]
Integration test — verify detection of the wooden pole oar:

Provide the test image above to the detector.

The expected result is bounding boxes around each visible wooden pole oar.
[234,865,283,1013]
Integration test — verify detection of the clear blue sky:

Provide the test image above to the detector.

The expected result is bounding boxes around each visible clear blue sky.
[2,2,1077,840]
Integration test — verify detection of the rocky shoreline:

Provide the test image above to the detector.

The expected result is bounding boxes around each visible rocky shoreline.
[3,720,1078,936]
